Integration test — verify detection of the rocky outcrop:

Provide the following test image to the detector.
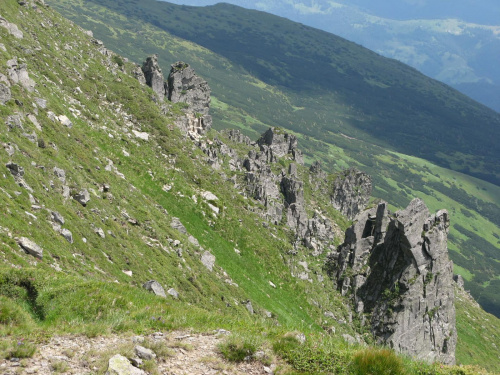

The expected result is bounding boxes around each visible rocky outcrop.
[167,61,212,136]
[141,54,166,101]
[257,128,303,164]
[330,168,372,220]
[328,198,456,364]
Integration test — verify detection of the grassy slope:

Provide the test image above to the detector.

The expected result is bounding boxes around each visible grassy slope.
[0,0,498,372]
[47,0,500,318]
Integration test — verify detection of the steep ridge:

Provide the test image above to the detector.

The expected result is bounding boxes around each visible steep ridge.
[1,0,499,373]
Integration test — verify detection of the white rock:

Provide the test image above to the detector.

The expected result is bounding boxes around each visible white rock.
[132,130,149,141]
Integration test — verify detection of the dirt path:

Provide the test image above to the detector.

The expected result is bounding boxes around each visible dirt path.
[0,331,274,374]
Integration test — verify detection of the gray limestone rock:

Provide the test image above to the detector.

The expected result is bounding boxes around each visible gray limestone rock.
[329,198,456,364]
[132,65,146,85]
[106,354,146,375]
[134,345,156,360]
[18,237,43,259]
[201,251,216,272]
[330,168,372,220]
[167,288,179,299]
[143,280,167,298]
[245,300,254,315]
[34,97,47,109]
[0,83,11,104]
[170,217,187,234]
[61,228,73,244]
[141,54,165,101]
[51,211,65,225]
[225,129,251,145]
[453,274,465,289]
[73,189,90,206]
[6,57,35,92]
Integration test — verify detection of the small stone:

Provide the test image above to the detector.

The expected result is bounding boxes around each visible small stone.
[34,97,47,109]
[132,130,149,141]
[18,237,43,259]
[143,280,166,298]
[167,288,179,299]
[170,217,187,234]
[106,354,146,375]
[61,228,73,243]
[201,251,215,271]
[53,167,66,183]
[134,345,156,361]
[58,115,73,128]
[51,211,65,225]
[245,300,254,315]
[95,227,105,238]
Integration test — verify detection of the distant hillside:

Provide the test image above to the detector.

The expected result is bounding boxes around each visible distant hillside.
[163,0,500,113]
[52,0,500,187]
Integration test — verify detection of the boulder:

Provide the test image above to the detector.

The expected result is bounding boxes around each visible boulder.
[18,237,43,259]
[73,189,90,206]
[201,251,216,272]
[106,354,146,375]
[143,280,167,298]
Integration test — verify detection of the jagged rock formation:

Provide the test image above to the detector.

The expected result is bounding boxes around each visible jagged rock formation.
[328,198,456,364]
[136,57,212,137]
[199,127,367,254]
[167,61,212,136]
[257,128,303,163]
[330,168,372,220]
[141,54,166,101]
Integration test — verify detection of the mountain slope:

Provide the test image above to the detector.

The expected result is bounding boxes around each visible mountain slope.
[1,0,500,372]
[47,0,500,319]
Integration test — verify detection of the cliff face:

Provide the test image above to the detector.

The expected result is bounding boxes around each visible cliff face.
[329,199,457,364]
